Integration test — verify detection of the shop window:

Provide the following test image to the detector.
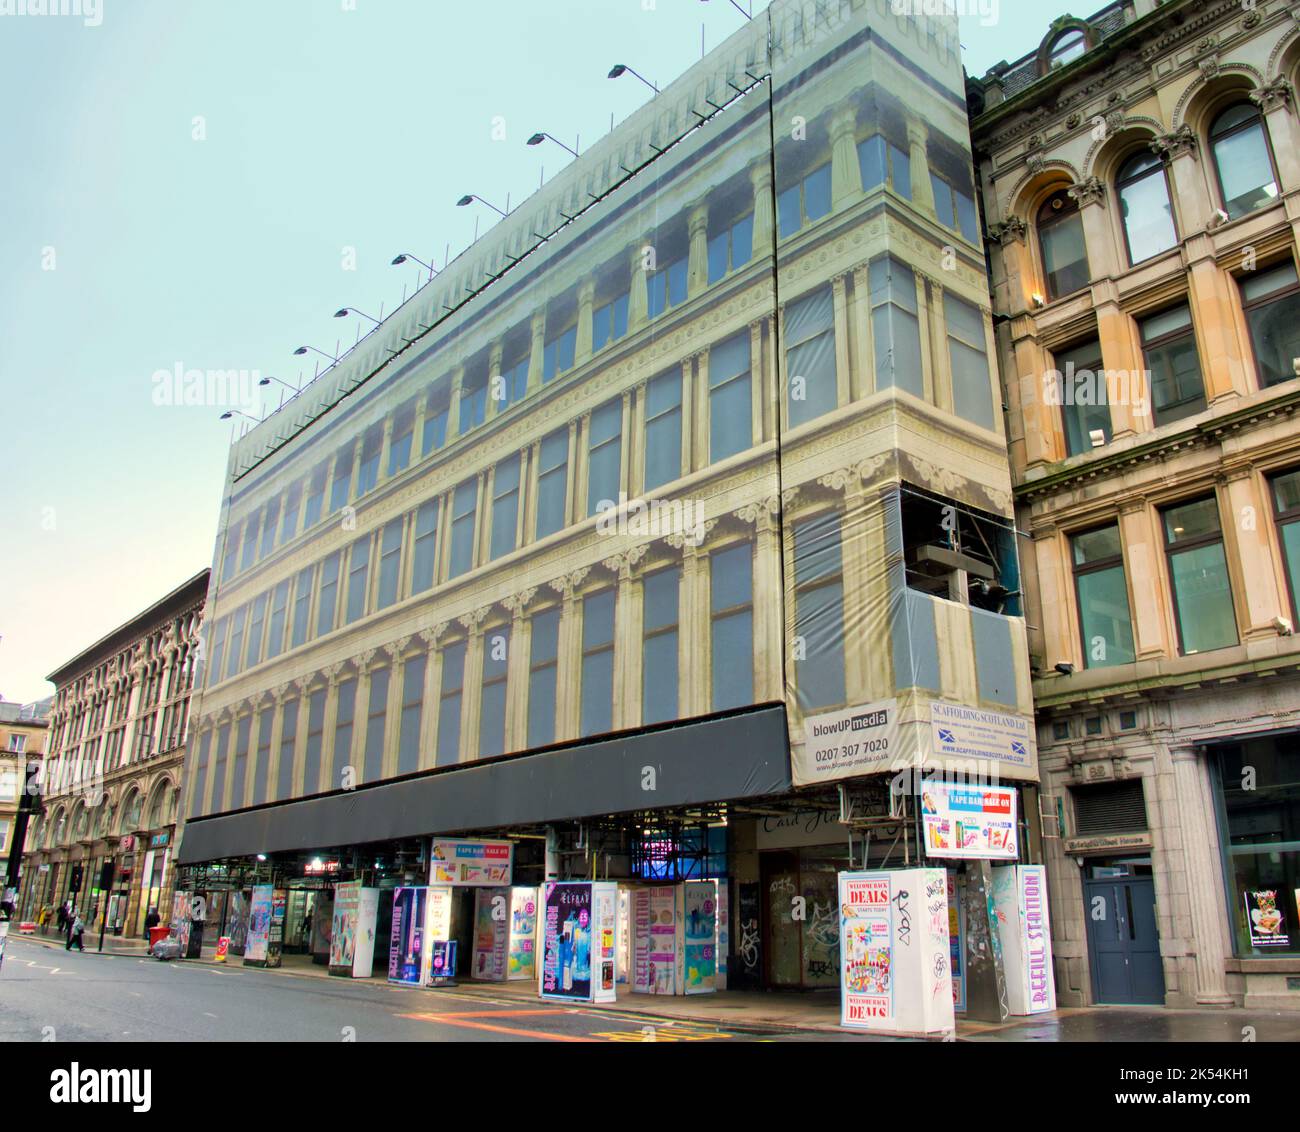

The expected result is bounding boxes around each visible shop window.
[901,487,1021,614]
[1210,103,1279,221]
[230,714,251,811]
[535,428,569,539]
[436,641,466,766]
[858,135,910,200]
[1139,303,1205,423]
[1072,778,1147,836]
[786,287,838,428]
[1239,260,1300,388]
[388,401,415,477]
[397,653,425,775]
[642,566,680,725]
[410,499,439,594]
[377,517,403,610]
[356,424,382,496]
[328,445,353,514]
[644,369,683,491]
[259,498,280,559]
[266,579,290,659]
[276,699,298,801]
[777,162,832,238]
[1116,150,1177,265]
[422,381,451,455]
[792,512,846,711]
[707,213,754,284]
[345,537,370,625]
[1051,337,1111,457]
[543,325,577,383]
[303,461,327,529]
[586,398,623,517]
[253,707,272,806]
[1071,524,1135,668]
[449,478,478,578]
[1162,496,1238,655]
[930,172,977,243]
[1037,188,1090,301]
[480,627,510,758]
[870,256,923,398]
[581,589,616,737]
[945,293,994,429]
[291,565,314,648]
[592,291,629,351]
[363,668,389,783]
[1213,736,1300,957]
[490,454,521,560]
[710,542,753,710]
[1272,468,1300,622]
[316,552,341,638]
[528,608,561,748]
[280,481,301,544]
[244,593,267,669]
[1047,29,1085,69]
[709,334,752,462]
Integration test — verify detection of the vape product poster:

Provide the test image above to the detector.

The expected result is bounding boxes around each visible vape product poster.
[267,890,286,968]
[429,939,457,983]
[540,882,593,1000]
[716,880,729,990]
[472,887,509,981]
[507,886,539,981]
[352,887,380,976]
[243,885,273,965]
[947,871,967,1013]
[388,886,430,986]
[329,882,360,973]
[428,838,513,886]
[921,782,1018,860]
[684,880,717,995]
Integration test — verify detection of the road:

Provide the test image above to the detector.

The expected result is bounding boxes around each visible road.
[0,936,854,1043]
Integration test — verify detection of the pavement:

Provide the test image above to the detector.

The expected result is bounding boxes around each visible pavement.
[11,927,1300,1042]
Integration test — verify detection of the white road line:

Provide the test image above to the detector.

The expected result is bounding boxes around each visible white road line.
[202,1012,217,1018]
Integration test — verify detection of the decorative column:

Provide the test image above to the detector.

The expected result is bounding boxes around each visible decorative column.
[548,568,590,741]
[628,239,650,331]
[412,389,428,460]
[1117,500,1172,659]
[618,390,633,500]
[351,650,375,787]
[486,341,504,420]
[417,626,447,771]
[750,163,774,259]
[474,469,489,570]
[527,312,546,395]
[736,497,785,702]
[1032,526,1077,669]
[1220,467,1286,640]
[575,280,596,365]
[289,677,311,796]
[849,264,873,401]
[831,273,853,410]
[676,540,706,717]
[1250,80,1300,194]
[629,382,647,499]
[459,607,492,763]
[348,435,364,503]
[680,356,695,480]
[1068,176,1118,280]
[905,117,936,217]
[1171,747,1234,1005]
[913,273,936,405]
[603,547,648,730]
[987,215,1032,314]
[1186,233,1249,404]
[378,415,395,483]
[503,589,536,752]
[445,365,465,439]
[1150,126,1209,249]
[380,639,407,779]
[687,201,710,298]
[829,106,862,209]
[565,420,579,527]
[694,352,713,470]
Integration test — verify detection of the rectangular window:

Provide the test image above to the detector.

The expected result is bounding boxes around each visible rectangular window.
[207,616,228,689]
[276,699,298,801]
[1163,497,1238,655]
[345,538,370,624]
[220,526,239,583]
[316,552,341,637]
[528,608,560,748]
[930,173,977,243]
[328,446,353,514]
[1140,303,1205,423]
[460,372,488,434]
[643,369,683,491]
[793,512,847,710]
[647,257,688,319]
[536,429,569,539]
[252,707,272,806]
[870,256,923,398]
[490,454,521,560]
[356,424,382,496]
[498,356,529,408]
[709,335,752,463]
[1053,338,1112,457]
[1272,468,1300,622]
[581,589,616,737]
[946,294,995,429]
[592,292,629,351]
[363,668,389,784]
[449,479,478,578]
[244,593,267,669]
[423,384,451,455]
[230,714,251,811]
[857,135,910,199]
[266,580,290,660]
[239,514,260,573]
[303,463,327,529]
[410,499,439,594]
[333,678,356,787]
[480,626,510,758]
[389,401,415,477]
[210,724,230,813]
[436,642,466,766]
[398,652,425,775]
[1239,260,1300,388]
[1071,525,1135,668]
[707,214,755,284]
[259,498,280,559]
[642,567,680,725]
[303,688,326,794]
[587,399,623,517]
[711,542,754,710]
[377,518,403,610]
[225,606,246,680]
[786,287,838,428]
[777,162,832,237]
[291,565,314,649]
[543,325,577,383]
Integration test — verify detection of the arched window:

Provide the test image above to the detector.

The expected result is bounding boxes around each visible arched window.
[1037,188,1090,300]
[72,805,89,840]
[120,791,143,833]
[1210,102,1279,220]
[147,783,173,829]
[1048,30,1086,69]
[53,810,67,846]
[1116,150,1177,264]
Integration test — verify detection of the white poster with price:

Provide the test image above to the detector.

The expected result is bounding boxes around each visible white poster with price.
[797,698,900,784]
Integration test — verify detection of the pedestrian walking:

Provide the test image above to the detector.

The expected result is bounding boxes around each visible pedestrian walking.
[66,914,85,952]
[144,907,160,941]
[55,903,66,933]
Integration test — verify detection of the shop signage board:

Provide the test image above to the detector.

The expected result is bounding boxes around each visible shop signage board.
[797,699,900,784]
[329,882,379,978]
[921,781,1018,859]
[1244,889,1289,948]
[684,880,717,995]
[244,885,273,965]
[539,881,617,1003]
[930,702,1034,776]
[389,886,431,986]
[754,809,848,851]
[429,838,513,886]
[507,886,539,981]
[839,868,954,1035]
[471,887,510,981]
[990,865,1056,1015]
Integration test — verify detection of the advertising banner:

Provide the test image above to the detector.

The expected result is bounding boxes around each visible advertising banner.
[228,891,250,955]
[540,882,592,1000]
[429,838,513,886]
[991,865,1056,1015]
[170,890,192,957]
[389,886,430,986]
[797,700,900,784]
[684,881,717,995]
[594,883,617,1001]
[427,885,453,940]
[329,882,359,973]
[1244,889,1289,948]
[930,703,1034,775]
[839,869,954,1035]
[921,781,1018,859]
[507,886,539,981]
[472,887,510,981]
[268,890,286,967]
[429,939,457,984]
[716,880,729,990]
[353,887,379,977]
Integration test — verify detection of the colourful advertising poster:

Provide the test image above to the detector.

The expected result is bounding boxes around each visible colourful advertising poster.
[472,887,509,981]
[244,885,273,965]
[429,939,457,983]
[1245,889,1289,948]
[716,880,729,989]
[921,781,1018,860]
[540,882,593,1001]
[388,886,429,986]
[798,699,901,783]
[268,891,286,968]
[427,885,453,940]
[840,875,893,1026]
[429,838,513,886]
[593,883,617,1001]
[947,872,966,1012]
[329,881,360,974]
[632,889,652,994]
[650,885,677,995]
[684,881,717,995]
[991,865,1056,1015]
[507,887,539,981]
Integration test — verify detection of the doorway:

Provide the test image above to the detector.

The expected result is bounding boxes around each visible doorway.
[1083,858,1165,1004]
[760,849,842,988]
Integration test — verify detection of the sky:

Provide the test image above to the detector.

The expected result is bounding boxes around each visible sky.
[0,0,1062,703]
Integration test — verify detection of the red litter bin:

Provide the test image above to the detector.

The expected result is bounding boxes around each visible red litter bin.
[149,926,171,948]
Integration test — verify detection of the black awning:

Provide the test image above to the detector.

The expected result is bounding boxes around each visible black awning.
[178,704,791,863]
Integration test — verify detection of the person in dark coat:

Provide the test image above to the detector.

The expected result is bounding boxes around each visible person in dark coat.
[55,903,67,933]
[143,907,160,940]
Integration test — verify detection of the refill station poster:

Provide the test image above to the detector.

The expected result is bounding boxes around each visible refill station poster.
[243,885,273,966]
[329,882,379,978]
[388,886,431,986]
[839,869,954,1035]
[991,865,1056,1015]
[472,887,510,981]
[540,882,617,1002]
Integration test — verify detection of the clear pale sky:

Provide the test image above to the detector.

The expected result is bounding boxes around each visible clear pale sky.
[0,0,1061,703]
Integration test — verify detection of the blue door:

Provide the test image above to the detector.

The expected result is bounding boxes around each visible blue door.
[1084,872,1165,1004]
